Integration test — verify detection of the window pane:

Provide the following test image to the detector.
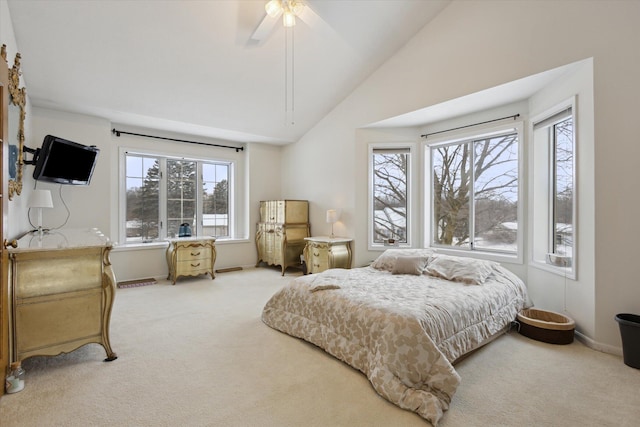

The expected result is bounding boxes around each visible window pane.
[202,163,229,237]
[553,117,573,257]
[167,160,197,236]
[431,130,519,254]
[125,155,159,242]
[432,144,471,248]
[473,133,518,252]
[373,150,408,244]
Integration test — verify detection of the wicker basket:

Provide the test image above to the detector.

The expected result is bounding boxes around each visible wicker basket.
[517,308,575,345]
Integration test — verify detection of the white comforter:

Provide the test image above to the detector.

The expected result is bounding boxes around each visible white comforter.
[262,265,529,425]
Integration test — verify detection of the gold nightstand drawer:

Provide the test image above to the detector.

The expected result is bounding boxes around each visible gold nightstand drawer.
[176,247,212,262]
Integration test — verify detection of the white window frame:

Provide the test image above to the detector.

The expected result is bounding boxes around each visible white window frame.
[367,143,417,251]
[530,97,577,279]
[118,147,237,245]
[423,121,524,264]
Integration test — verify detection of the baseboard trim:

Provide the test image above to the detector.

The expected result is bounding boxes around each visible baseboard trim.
[574,331,622,356]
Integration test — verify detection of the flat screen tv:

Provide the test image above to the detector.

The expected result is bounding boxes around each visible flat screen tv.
[32,135,99,185]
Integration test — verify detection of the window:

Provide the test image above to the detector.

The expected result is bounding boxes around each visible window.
[551,116,573,259]
[429,128,520,255]
[369,146,411,247]
[531,100,575,275]
[166,159,198,238]
[202,163,230,237]
[123,152,231,243]
[125,155,160,241]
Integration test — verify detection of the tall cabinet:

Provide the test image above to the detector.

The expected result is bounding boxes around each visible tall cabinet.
[256,200,310,275]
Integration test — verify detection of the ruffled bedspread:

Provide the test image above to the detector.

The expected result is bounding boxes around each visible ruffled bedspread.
[262,265,529,425]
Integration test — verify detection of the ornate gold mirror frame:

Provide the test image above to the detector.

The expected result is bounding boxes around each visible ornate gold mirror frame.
[1,45,26,200]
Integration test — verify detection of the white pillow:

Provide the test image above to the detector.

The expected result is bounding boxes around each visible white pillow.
[371,248,435,272]
[391,256,429,275]
[425,254,497,285]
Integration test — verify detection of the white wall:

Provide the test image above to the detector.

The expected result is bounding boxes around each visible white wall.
[282,0,640,350]
[27,108,112,234]
[527,60,596,341]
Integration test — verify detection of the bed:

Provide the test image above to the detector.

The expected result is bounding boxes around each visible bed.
[261,249,530,425]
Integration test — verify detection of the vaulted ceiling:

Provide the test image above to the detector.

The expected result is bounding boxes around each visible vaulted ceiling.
[7,0,450,144]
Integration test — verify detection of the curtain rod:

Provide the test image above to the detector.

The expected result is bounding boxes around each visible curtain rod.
[420,114,520,139]
[112,128,244,152]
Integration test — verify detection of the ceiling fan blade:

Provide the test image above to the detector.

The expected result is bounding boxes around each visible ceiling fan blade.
[297,3,321,28]
[251,13,279,42]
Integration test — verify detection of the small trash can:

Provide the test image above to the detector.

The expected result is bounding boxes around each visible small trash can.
[615,313,640,369]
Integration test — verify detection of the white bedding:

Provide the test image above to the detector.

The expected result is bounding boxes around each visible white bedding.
[262,262,529,425]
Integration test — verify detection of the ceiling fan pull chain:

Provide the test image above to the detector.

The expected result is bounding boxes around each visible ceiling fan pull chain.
[291,25,295,126]
[284,25,288,125]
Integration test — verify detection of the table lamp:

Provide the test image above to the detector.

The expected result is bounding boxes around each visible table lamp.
[29,189,53,235]
[326,209,340,238]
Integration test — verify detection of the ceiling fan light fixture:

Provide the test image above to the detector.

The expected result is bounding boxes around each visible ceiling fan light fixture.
[290,1,305,16]
[283,11,296,27]
[265,0,282,18]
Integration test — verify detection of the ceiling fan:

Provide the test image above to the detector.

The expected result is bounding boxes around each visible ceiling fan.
[251,0,310,42]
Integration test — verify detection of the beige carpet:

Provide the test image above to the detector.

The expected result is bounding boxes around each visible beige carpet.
[1,267,639,426]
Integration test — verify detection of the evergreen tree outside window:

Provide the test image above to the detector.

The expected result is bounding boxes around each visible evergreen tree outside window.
[124,152,232,243]
[167,159,197,237]
[125,155,160,241]
[203,163,229,237]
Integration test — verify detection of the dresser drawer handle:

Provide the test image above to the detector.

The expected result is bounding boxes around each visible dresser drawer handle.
[191,262,201,267]
[313,252,319,256]
[191,251,201,256]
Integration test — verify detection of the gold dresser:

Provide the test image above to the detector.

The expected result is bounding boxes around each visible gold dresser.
[166,237,216,284]
[8,228,117,364]
[303,236,353,274]
[256,200,310,275]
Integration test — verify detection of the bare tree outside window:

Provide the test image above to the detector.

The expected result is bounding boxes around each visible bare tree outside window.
[372,149,409,243]
[553,117,573,257]
[432,132,519,253]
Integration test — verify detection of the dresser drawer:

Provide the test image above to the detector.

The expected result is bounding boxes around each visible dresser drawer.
[309,245,329,272]
[176,246,211,262]
[176,259,213,276]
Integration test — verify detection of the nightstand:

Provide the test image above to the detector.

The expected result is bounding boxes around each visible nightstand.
[166,237,216,284]
[303,236,353,274]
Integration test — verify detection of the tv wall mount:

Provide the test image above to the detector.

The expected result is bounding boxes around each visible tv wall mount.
[22,145,40,165]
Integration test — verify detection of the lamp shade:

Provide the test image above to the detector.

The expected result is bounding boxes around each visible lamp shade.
[28,189,53,209]
[326,209,339,224]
